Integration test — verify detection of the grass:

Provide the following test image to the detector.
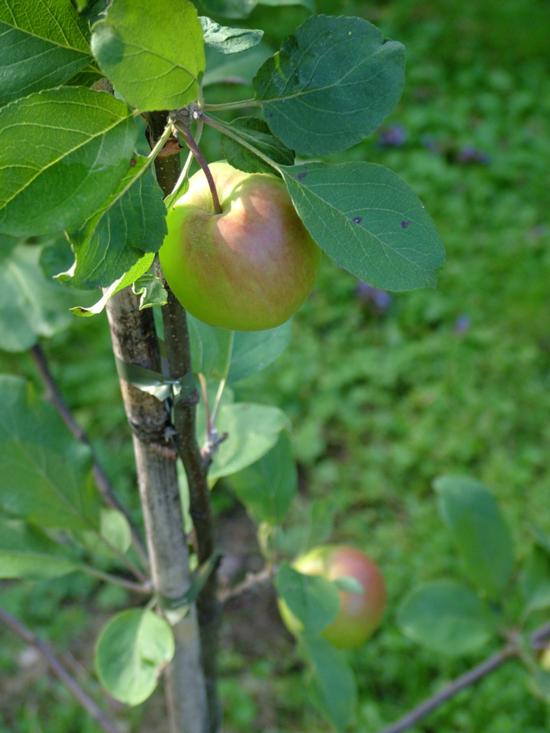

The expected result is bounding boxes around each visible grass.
[1,0,550,731]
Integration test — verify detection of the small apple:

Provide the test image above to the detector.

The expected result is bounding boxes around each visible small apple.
[540,644,550,672]
[159,161,320,331]
[279,545,387,649]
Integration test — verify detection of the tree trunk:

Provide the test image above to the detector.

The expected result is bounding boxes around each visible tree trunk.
[106,290,208,733]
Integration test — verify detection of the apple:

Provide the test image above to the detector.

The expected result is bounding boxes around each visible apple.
[279,545,387,649]
[540,644,550,671]
[159,161,320,331]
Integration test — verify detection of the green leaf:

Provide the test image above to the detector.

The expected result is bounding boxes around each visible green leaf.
[208,402,290,481]
[302,635,357,732]
[0,87,137,238]
[532,526,550,557]
[267,497,336,559]
[282,162,445,291]
[200,0,255,17]
[529,667,550,704]
[189,316,291,383]
[70,252,155,317]
[132,273,168,310]
[114,356,196,404]
[0,234,17,262]
[276,564,339,635]
[203,42,271,87]
[95,609,174,705]
[254,15,405,155]
[76,506,133,560]
[0,517,78,579]
[200,16,263,54]
[259,0,314,8]
[76,0,107,22]
[0,244,88,352]
[0,0,91,106]
[334,576,364,595]
[435,475,514,598]
[99,509,132,555]
[222,116,294,174]
[67,158,167,289]
[521,547,550,616]
[188,314,234,380]
[230,432,297,524]
[91,0,205,111]
[397,580,493,656]
[228,319,292,382]
[163,552,222,612]
[39,237,75,279]
[66,64,103,88]
[200,0,314,19]
[0,376,99,530]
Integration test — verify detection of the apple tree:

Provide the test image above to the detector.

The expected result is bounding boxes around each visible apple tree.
[17,1,550,732]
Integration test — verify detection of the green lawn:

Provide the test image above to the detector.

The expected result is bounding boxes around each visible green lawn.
[1,0,550,731]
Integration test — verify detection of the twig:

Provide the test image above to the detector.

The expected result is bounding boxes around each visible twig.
[220,566,274,606]
[91,530,148,584]
[30,344,149,568]
[0,607,122,733]
[200,430,228,470]
[377,621,550,733]
[80,565,153,595]
[531,620,550,644]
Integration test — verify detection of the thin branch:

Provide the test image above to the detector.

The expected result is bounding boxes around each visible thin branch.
[220,566,274,606]
[378,648,513,733]
[0,607,122,733]
[532,621,550,644]
[80,565,153,595]
[91,530,148,584]
[30,343,149,568]
[377,621,550,733]
[196,373,228,468]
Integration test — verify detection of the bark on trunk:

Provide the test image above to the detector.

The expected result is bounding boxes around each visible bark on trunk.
[106,289,208,733]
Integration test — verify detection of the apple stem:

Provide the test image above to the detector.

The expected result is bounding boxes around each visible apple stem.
[166,120,204,208]
[175,122,223,214]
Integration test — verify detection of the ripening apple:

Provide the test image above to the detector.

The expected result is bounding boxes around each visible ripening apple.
[159,161,320,331]
[279,545,387,649]
[540,644,550,671]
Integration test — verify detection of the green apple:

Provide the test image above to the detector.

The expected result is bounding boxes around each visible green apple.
[279,545,387,649]
[159,161,320,331]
